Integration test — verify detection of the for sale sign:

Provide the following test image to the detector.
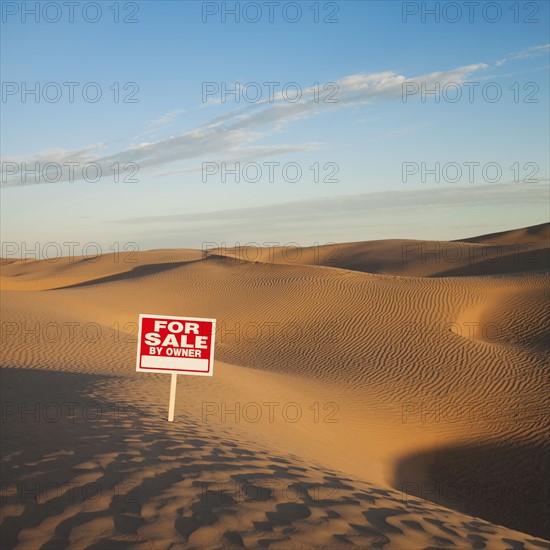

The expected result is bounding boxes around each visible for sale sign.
[136,314,216,376]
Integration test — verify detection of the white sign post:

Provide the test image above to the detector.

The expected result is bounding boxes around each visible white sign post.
[168,373,177,422]
[136,314,216,422]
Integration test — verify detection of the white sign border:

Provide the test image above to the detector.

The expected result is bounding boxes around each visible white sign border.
[136,313,216,377]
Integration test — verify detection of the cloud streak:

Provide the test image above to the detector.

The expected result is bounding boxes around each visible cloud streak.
[147,109,186,128]
[495,44,549,67]
[107,182,549,246]
[0,61,497,187]
[114,182,548,225]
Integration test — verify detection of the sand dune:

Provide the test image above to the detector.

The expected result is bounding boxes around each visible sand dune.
[1,224,549,548]
[212,222,549,277]
[0,249,204,291]
[459,222,550,245]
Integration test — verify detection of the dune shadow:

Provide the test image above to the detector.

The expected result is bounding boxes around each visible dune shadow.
[432,246,550,277]
[48,260,202,290]
[393,441,550,540]
[0,368,359,548]
[3,368,549,549]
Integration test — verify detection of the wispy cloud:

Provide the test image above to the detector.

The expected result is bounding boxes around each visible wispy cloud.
[113,182,549,226]
[198,64,487,133]
[107,182,549,246]
[495,44,549,67]
[147,109,186,128]
[0,61,504,187]
[154,142,322,178]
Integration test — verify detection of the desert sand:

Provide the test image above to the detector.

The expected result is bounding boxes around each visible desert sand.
[1,223,549,549]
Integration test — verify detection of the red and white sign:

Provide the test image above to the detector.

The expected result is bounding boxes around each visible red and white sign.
[136,314,216,376]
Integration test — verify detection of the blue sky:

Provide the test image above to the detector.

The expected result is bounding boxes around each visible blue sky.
[1,1,549,253]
